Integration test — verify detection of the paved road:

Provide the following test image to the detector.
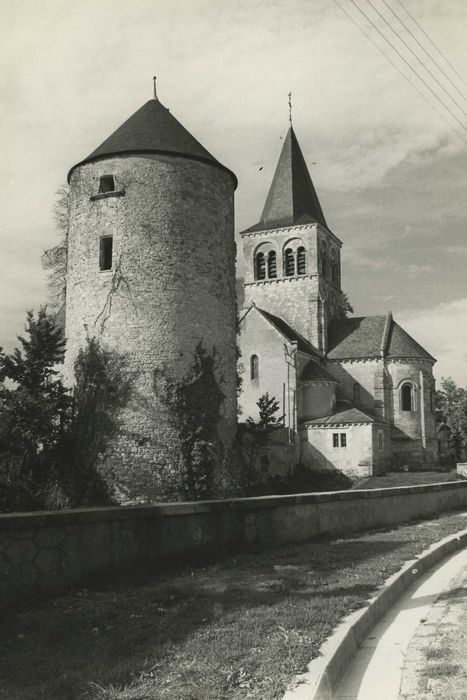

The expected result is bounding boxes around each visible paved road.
[334,546,467,699]
[399,551,467,700]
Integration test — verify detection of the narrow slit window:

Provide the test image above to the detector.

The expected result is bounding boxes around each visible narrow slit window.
[353,383,361,405]
[99,175,115,194]
[284,248,295,276]
[340,433,347,448]
[255,252,266,280]
[331,257,339,285]
[332,433,339,448]
[250,354,259,381]
[268,250,277,278]
[321,250,328,277]
[99,236,113,271]
[297,247,306,275]
[401,383,413,411]
[378,431,384,452]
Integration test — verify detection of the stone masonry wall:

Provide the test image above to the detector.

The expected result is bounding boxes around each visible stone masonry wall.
[325,359,382,412]
[65,154,237,501]
[238,308,293,424]
[2,481,467,608]
[241,223,344,350]
[325,358,438,468]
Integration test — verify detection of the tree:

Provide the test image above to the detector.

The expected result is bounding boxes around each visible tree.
[0,308,71,480]
[246,393,284,435]
[335,292,354,319]
[41,185,70,309]
[436,377,467,459]
[243,393,284,488]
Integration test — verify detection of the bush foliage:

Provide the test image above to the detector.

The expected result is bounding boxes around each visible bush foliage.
[154,344,225,499]
[0,310,132,511]
[60,337,133,506]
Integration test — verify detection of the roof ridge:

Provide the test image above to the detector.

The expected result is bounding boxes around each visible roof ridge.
[254,307,322,357]
[380,310,393,357]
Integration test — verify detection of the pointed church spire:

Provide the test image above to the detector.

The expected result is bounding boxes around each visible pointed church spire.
[244,125,327,233]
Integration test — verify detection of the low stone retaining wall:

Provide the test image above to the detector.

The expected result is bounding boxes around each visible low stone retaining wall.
[1,481,467,608]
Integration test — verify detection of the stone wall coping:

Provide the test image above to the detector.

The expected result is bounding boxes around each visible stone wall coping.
[1,481,465,530]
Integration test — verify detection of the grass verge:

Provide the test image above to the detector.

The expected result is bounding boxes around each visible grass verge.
[1,510,467,700]
[352,469,464,490]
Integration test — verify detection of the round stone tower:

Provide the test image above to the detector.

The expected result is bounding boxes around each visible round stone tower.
[65,94,237,502]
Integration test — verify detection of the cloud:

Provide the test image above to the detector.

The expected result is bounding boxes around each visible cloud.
[345,248,390,269]
[397,298,467,386]
[1,0,467,374]
[443,245,467,256]
[405,264,432,276]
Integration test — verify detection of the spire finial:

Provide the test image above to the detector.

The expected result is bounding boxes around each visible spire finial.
[153,76,158,101]
[288,91,292,125]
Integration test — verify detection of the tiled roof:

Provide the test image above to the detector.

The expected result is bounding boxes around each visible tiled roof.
[300,360,337,382]
[255,307,321,356]
[385,321,435,361]
[327,315,435,361]
[242,126,327,233]
[68,99,236,186]
[305,402,387,426]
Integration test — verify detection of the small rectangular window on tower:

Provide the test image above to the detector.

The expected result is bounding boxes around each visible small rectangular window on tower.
[99,175,115,194]
[99,236,113,271]
[332,433,339,448]
[340,433,347,448]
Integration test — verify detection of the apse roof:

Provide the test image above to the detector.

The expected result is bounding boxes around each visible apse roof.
[242,126,327,233]
[68,98,237,186]
[327,315,435,362]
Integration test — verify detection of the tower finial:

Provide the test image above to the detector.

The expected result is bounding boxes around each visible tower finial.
[153,76,158,101]
[288,91,292,125]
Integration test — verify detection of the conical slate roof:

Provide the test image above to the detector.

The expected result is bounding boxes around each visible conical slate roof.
[243,126,327,233]
[68,98,237,186]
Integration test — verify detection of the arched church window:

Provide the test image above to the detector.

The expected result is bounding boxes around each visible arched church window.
[268,250,277,278]
[255,252,266,280]
[250,354,259,381]
[284,248,295,276]
[297,247,306,275]
[320,250,328,277]
[401,383,413,411]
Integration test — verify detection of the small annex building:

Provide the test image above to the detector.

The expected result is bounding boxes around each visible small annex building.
[238,124,438,479]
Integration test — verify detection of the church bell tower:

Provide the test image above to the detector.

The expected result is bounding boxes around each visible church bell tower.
[241,123,345,353]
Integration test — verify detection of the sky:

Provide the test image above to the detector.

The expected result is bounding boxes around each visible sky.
[1,0,466,384]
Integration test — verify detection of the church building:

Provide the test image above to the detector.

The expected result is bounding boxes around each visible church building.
[238,124,438,478]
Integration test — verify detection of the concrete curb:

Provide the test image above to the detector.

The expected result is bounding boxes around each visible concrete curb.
[282,526,467,700]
